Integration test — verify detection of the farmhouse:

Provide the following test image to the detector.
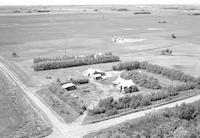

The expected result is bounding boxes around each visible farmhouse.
[84,68,106,80]
[113,77,135,92]
[84,68,102,76]
[62,83,76,91]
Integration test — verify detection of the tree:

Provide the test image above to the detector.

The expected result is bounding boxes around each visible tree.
[178,103,195,121]
[56,78,61,84]
[140,96,151,106]
[12,52,18,58]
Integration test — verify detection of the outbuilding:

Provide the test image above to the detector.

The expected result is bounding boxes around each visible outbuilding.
[84,68,106,80]
[62,83,76,91]
[84,68,100,77]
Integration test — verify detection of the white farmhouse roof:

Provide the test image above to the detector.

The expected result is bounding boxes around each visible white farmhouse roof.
[92,74,102,78]
[113,77,122,85]
[84,68,104,76]
[113,77,135,87]
[62,83,76,89]
[120,79,134,87]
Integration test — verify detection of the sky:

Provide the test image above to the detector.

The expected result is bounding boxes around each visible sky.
[0,0,200,5]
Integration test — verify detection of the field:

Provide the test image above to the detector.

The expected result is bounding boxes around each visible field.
[1,5,200,136]
[0,73,52,138]
[0,75,21,137]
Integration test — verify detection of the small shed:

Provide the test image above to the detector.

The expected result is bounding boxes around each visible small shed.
[62,83,76,91]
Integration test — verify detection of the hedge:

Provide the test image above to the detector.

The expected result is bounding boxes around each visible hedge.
[113,61,197,83]
[33,53,120,71]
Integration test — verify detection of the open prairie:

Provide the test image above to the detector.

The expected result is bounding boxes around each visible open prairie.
[0,5,200,87]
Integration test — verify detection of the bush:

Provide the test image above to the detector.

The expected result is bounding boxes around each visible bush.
[56,78,61,84]
[140,96,151,106]
[177,103,196,121]
[89,107,106,115]
[71,77,89,85]
[12,52,18,58]
[106,108,118,116]
[124,85,139,93]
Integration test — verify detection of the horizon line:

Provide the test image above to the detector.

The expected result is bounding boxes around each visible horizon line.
[0,4,200,6]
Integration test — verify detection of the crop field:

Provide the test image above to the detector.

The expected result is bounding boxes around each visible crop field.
[0,73,52,138]
[0,77,22,137]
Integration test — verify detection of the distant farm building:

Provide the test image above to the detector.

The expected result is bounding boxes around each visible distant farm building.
[62,83,76,91]
[112,37,145,43]
[161,49,173,55]
[113,77,136,93]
